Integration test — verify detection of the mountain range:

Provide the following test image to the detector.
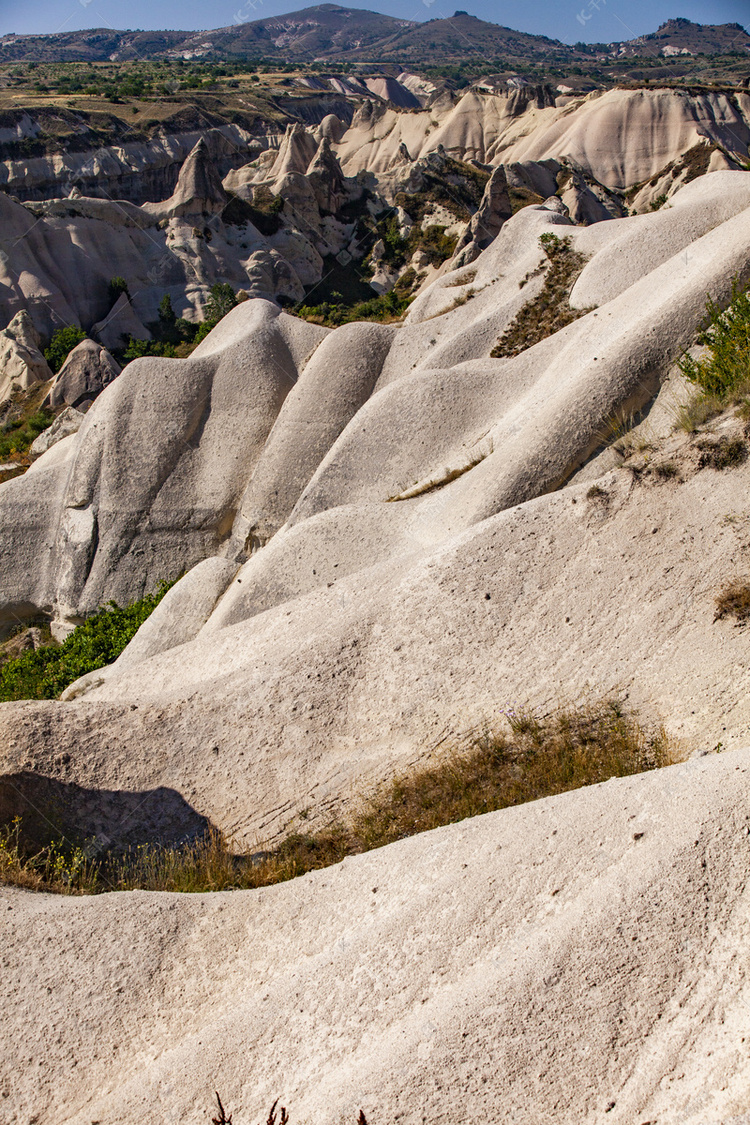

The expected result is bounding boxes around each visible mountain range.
[0,6,748,64]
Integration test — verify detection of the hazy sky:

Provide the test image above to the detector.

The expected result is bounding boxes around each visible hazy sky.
[1,0,748,46]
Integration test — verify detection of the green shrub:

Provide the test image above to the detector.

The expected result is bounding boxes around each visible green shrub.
[0,409,55,461]
[295,288,413,327]
[0,581,173,703]
[191,283,240,345]
[678,277,750,398]
[122,337,176,361]
[107,276,129,306]
[44,325,86,373]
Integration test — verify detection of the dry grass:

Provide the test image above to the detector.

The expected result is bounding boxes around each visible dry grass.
[653,460,680,480]
[714,579,750,624]
[211,1097,366,1125]
[0,701,678,897]
[696,436,748,470]
[674,392,725,433]
[490,235,591,358]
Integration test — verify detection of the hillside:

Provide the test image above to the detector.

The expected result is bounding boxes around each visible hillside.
[618,17,750,56]
[3,49,750,1125]
[1,6,747,65]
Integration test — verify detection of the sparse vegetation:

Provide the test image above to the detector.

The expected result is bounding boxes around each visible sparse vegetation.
[654,459,679,479]
[490,234,591,358]
[696,436,748,470]
[207,1095,364,1125]
[586,483,609,502]
[295,288,414,327]
[0,580,174,702]
[0,700,676,895]
[715,579,750,624]
[0,405,55,461]
[678,277,750,399]
[674,391,724,433]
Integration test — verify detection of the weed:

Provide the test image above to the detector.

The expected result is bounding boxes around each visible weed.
[586,484,608,501]
[714,579,750,623]
[678,276,750,399]
[674,392,724,433]
[654,460,679,479]
[210,1098,363,1124]
[491,236,591,358]
[0,580,174,702]
[696,436,748,471]
[212,1092,233,1124]
[0,701,676,896]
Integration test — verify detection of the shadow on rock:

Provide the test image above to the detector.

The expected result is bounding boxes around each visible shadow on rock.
[0,771,211,852]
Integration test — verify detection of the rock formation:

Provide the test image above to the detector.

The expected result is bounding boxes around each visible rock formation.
[452,165,513,266]
[0,309,52,404]
[3,78,750,1125]
[3,747,750,1124]
[142,137,229,221]
[45,338,121,410]
[2,172,750,832]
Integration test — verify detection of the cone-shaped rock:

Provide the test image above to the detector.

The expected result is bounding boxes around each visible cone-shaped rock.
[143,138,228,220]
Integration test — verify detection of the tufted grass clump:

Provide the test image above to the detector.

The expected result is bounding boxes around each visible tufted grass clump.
[0,700,677,896]
[714,579,750,624]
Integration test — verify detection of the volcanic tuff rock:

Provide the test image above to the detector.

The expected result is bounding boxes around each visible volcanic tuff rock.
[452,164,513,266]
[0,309,52,404]
[29,405,86,458]
[4,748,750,1123]
[2,173,750,850]
[142,136,228,220]
[44,339,121,411]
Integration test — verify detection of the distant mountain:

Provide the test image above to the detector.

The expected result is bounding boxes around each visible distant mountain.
[347,11,570,63]
[617,18,750,57]
[0,5,747,64]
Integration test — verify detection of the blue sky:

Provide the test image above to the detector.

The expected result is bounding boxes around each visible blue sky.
[0,0,748,46]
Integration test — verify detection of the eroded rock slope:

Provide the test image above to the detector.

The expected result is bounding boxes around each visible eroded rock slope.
[1,172,750,847]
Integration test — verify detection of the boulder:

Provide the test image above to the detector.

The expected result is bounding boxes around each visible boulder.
[0,310,53,404]
[45,338,121,410]
[29,406,85,458]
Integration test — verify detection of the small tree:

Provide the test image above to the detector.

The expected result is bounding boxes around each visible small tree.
[193,283,239,344]
[44,326,86,373]
[108,276,129,306]
[158,293,175,325]
[204,282,238,325]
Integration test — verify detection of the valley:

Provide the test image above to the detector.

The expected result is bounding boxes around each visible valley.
[2,6,750,1123]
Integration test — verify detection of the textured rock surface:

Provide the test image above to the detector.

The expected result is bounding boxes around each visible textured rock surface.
[3,99,750,1125]
[0,309,52,404]
[45,338,121,410]
[29,405,85,458]
[4,749,750,1124]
